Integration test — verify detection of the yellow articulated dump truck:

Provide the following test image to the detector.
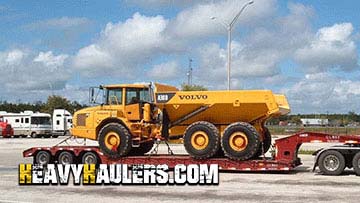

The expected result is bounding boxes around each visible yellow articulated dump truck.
[71,83,290,160]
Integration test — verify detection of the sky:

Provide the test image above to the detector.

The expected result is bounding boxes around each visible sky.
[0,0,359,114]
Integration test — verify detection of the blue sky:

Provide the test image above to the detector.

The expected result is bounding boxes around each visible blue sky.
[0,0,359,114]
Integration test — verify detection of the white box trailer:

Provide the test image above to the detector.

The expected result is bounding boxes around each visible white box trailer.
[52,109,72,136]
[0,111,52,138]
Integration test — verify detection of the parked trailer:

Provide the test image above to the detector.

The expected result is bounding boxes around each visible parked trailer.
[23,132,360,175]
[52,109,72,136]
[0,111,52,138]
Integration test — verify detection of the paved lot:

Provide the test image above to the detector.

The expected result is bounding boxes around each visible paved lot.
[0,136,359,203]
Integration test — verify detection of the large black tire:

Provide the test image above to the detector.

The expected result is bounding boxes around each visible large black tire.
[254,127,272,157]
[31,132,39,138]
[318,150,345,175]
[221,122,260,161]
[98,123,132,159]
[43,134,51,138]
[57,151,75,165]
[128,141,154,156]
[352,152,360,176]
[82,151,99,165]
[183,121,220,159]
[35,151,52,165]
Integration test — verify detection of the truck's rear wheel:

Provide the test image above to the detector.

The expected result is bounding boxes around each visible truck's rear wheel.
[221,122,260,161]
[254,127,272,157]
[82,152,99,165]
[128,141,154,156]
[58,151,75,164]
[183,121,220,159]
[352,152,360,176]
[98,123,132,159]
[35,151,51,165]
[318,150,345,175]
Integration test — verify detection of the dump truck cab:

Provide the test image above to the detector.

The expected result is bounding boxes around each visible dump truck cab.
[72,83,155,139]
[71,83,178,159]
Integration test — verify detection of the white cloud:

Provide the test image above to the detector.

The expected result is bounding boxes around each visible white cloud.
[147,61,180,80]
[26,17,91,30]
[4,49,25,66]
[192,2,315,89]
[0,49,70,91]
[34,51,68,69]
[166,0,276,39]
[73,12,173,77]
[282,73,360,113]
[294,23,358,73]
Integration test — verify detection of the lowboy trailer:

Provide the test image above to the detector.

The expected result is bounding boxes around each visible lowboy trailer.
[23,132,360,176]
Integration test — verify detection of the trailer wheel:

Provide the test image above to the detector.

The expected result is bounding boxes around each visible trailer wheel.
[82,152,99,165]
[221,122,260,161]
[318,150,345,175]
[58,151,75,164]
[31,132,39,138]
[254,127,272,157]
[128,141,154,156]
[52,134,59,138]
[35,151,52,165]
[43,134,51,138]
[352,152,360,176]
[183,121,220,159]
[98,123,132,159]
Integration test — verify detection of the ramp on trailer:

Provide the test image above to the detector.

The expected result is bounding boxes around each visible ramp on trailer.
[23,132,360,173]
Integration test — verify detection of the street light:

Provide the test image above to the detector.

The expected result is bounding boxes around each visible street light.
[211,0,254,90]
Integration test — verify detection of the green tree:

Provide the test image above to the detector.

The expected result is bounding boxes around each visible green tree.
[181,84,208,91]
[41,95,72,114]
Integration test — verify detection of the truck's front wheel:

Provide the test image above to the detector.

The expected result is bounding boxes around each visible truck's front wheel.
[98,123,132,159]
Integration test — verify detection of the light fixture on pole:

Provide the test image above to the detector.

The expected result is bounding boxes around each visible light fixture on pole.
[211,0,254,90]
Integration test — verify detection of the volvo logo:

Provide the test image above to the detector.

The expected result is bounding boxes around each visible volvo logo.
[179,95,208,100]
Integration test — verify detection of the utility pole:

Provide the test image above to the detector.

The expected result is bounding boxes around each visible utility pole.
[187,58,193,85]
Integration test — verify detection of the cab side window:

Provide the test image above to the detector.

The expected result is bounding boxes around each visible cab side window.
[126,88,149,105]
[107,88,123,105]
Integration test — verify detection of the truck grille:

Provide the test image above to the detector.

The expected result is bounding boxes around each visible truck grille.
[5,125,11,134]
[77,114,87,126]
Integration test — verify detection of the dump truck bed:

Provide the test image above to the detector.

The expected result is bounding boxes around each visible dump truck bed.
[154,90,290,125]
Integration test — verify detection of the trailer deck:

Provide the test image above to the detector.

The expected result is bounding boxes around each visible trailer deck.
[23,132,360,174]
